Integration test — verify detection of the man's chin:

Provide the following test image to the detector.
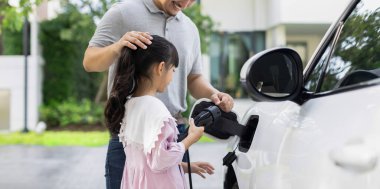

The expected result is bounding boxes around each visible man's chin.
[167,11,180,16]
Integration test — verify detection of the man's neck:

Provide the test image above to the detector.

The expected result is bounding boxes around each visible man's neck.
[152,0,164,12]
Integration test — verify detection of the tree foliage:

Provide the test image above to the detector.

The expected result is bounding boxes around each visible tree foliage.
[38,1,109,128]
[61,0,118,20]
[39,3,101,104]
[183,3,216,53]
[0,0,43,32]
[39,0,118,105]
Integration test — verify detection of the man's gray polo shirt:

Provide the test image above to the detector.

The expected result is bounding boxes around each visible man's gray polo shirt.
[89,0,203,116]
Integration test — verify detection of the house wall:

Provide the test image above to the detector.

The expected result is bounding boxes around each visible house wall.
[0,56,43,131]
[0,6,44,131]
[201,0,257,32]
[201,0,350,31]
[201,0,351,62]
[278,0,350,24]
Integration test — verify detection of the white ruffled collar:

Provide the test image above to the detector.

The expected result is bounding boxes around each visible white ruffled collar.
[118,96,176,154]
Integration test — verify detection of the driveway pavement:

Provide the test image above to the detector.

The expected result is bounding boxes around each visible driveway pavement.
[0,143,228,189]
[187,142,229,189]
[0,145,107,189]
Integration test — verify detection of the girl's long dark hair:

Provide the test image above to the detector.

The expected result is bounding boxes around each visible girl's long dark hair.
[104,35,179,136]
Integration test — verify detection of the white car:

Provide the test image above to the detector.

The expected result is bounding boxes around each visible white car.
[219,0,380,188]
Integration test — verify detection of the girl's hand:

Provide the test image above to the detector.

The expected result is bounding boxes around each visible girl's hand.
[116,31,152,52]
[188,118,204,143]
[181,162,215,178]
[181,119,204,150]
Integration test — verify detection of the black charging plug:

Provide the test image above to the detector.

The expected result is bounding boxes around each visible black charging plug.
[193,105,221,127]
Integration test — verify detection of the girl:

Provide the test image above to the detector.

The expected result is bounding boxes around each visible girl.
[104,35,213,189]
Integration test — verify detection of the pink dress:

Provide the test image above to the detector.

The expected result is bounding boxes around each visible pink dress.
[119,96,188,189]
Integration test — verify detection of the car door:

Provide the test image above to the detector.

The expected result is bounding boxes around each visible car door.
[232,0,380,188]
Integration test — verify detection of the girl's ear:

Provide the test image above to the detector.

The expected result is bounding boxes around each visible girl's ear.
[156,61,165,76]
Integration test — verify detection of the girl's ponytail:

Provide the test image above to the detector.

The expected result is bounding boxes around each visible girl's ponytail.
[104,48,136,135]
[104,35,179,136]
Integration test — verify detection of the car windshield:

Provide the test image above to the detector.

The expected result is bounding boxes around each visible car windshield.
[305,0,380,92]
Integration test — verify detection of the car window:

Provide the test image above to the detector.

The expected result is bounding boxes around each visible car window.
[305,0,380,92]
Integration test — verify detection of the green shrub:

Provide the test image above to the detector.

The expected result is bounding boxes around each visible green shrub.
[39,4,101,104]
[2,28,23,55]
[40,98,104,128]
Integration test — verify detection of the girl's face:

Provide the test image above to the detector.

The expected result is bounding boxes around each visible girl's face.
[158,65,175,93]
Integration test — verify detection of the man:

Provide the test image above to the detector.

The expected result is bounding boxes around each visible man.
[83,0,234,188]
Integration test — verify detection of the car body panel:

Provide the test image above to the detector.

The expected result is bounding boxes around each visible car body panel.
[233,81,380,189]
[223,0,380,188]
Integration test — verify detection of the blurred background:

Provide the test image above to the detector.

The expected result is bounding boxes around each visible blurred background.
[0,0,351,134]
[0,0,350,188]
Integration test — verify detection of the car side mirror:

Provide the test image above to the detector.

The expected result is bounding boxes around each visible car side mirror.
[240,48,304,102]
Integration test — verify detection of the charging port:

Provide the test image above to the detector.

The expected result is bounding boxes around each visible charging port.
[239,115,258,152]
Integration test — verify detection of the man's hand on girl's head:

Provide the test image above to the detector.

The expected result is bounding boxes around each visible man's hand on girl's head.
[116,31,153,52]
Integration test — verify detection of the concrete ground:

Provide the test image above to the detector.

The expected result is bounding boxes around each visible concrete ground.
[187,143,228,189]
[0,143,227,189]
[0,145,107,189]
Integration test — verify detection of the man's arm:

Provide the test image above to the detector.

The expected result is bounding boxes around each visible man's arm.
[187,74,218,99]
[83,31,152,72]
[83,44,120,72]
[187,74,234,112]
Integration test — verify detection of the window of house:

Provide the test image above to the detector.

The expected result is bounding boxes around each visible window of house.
[287,41,308,68]
[209,31,265,98]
